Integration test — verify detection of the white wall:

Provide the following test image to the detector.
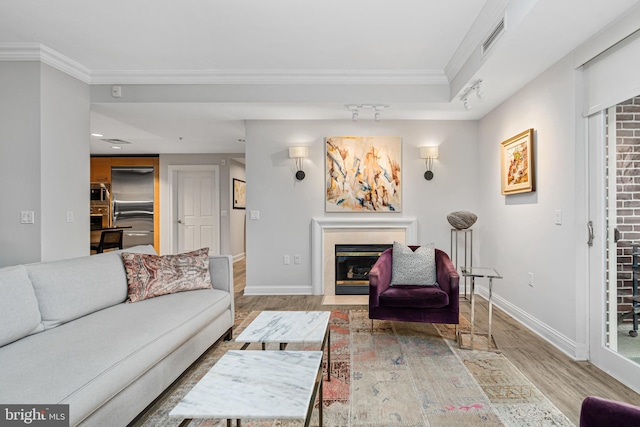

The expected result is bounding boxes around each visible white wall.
[0,62,89,268]
[0,62,42,267]
[477,53,584,357]
[40,63,90,261]
[244,119,480,294]
[229,159,246,259]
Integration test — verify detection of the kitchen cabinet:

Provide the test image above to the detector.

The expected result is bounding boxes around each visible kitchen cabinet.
[90,157,112,183]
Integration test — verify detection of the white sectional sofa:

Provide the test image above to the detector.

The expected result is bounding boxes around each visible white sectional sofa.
[0,245,234,426]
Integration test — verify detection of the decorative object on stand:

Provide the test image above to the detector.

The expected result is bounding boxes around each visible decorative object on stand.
[459,79,483,110]
[344,104,390,122]
[447,211,477,230]
[501,128,535,195]
[233,178,246,209]
[419,146,439,180]
[288,146,309,181]
[326,136,402,212]
[448,211,476,299]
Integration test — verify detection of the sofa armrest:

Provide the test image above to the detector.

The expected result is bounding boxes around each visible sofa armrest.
[369,249,392,308]
[209,255,235,320]
[435,249,459,306]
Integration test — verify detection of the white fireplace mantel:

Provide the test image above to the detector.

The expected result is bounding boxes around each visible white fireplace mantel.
[311,217,418,295]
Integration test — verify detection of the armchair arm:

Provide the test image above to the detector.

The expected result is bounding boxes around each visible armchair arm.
[435,249,459,305]
[580,396,640,427]
[369,248,392,308]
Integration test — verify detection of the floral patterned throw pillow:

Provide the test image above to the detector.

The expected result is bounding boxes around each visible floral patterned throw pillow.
[122,247,212,303]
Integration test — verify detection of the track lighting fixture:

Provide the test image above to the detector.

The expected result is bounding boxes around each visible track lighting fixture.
[459,79,483,109]
[345,104,389,121]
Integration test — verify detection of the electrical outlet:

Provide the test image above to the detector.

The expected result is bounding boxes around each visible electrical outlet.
[528,272,534,287]
[283,255,290,265]
[294,255,301,265]
[20,211,34,224]
[555,209,562,225]
[66,211,74,223]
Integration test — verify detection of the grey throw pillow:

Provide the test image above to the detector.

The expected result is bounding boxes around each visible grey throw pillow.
[390,241,437,286]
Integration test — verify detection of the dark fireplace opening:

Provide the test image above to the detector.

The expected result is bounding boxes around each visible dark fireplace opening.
[335,244,392,295]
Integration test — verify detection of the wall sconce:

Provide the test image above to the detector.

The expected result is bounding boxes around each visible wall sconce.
[419,146,439,180]
[288,146,309,180]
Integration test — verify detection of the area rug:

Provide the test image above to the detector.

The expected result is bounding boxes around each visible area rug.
[133,310,574,427]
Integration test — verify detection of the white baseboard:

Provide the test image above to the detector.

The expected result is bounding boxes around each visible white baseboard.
[475,286,586,360]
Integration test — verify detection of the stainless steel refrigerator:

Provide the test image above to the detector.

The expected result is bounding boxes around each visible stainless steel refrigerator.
[111,167,154,249]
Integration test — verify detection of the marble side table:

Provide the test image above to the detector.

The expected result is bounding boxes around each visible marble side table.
[169,350,324,427]
[235,311,332,381]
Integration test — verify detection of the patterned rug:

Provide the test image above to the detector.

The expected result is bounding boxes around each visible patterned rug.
[133,310,574,427]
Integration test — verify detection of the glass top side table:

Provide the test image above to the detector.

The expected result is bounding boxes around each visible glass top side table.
[459,266,503,352]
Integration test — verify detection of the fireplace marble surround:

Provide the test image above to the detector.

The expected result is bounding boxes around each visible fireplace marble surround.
[311,217,418,295]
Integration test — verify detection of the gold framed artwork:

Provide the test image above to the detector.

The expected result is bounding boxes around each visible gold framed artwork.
[325,136,402,212]
[233,178,246,209]
[500,128,535,195]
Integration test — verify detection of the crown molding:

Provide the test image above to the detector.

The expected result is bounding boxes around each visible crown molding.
[0,43,448,86]
[0,43,92,83]
[89,69,448,85]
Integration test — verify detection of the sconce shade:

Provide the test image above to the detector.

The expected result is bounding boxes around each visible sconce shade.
[419,146,439,159]
[289,146,309,159]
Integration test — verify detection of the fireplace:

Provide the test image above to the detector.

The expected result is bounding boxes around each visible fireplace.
[335,244,392,295]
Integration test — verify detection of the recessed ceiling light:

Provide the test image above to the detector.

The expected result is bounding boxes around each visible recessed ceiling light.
[91,133,103,137]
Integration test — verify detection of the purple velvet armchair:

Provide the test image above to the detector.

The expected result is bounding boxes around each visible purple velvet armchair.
[580,396,640,427]
[368,246,459,327]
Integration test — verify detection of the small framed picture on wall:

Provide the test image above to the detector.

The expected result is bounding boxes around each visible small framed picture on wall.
[233,178,246,209]
[500,129,535,195]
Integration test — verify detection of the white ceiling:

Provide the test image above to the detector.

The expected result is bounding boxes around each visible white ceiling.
[1,0,638,154]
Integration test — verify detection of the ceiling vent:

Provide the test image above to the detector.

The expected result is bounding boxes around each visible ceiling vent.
[482,17,505,55]
[101,138,132,145]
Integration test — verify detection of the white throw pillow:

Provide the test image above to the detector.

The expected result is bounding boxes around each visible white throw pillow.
[390,241,437,286]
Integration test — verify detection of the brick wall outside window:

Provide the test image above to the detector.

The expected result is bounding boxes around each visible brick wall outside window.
[616,96,640,323]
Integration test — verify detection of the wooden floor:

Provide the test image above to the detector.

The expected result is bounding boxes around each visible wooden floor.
[232,258,640,424]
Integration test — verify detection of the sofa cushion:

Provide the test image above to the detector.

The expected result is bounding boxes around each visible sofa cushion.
[122,248,212,303]
[27,245,157,330]
[379,285,449,308]
[0,265,43,346]
[0,288,232,425]
[390,241,437,286]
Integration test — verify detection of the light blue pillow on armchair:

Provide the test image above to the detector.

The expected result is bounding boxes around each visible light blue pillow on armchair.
[390,241,437,286]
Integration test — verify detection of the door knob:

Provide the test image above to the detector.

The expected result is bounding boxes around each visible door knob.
[177,220,183,224]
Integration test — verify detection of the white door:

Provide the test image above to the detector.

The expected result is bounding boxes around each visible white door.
[588,108,640,390]
[177,170,219,255]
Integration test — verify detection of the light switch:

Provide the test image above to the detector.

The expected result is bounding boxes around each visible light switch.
[250,210,260,220]
[221,210,228,217]
[555,209,562,225]
[66,211,74,223]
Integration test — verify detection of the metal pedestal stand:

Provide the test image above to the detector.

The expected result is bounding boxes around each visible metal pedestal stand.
[450,228,473,299]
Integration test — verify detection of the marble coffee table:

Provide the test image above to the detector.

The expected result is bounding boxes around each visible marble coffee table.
[169,350,324,427]
[235,311,332,381]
